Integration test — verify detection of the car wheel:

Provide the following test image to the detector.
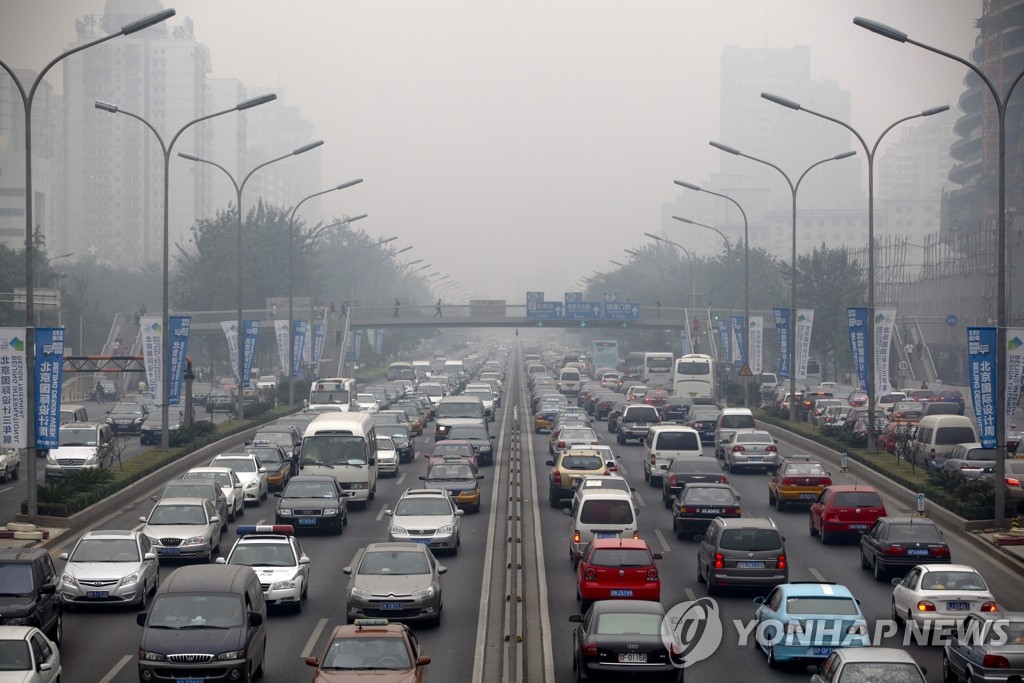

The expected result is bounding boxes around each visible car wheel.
[767,643,780,669]
[891,600,904,628]
[137,579,150,611]
[549,487,560,508]
[254,652,266,680]
[664,493,672,510]
[942,652,960,683]
[809,516,819,537]
[52,613,62,646]
[11,464,17,481]
[579,599,591,614]
[343,512,349,526]
[860,550,870,570]
[775,496,785,512]
[819,527,830,545]
[768,487,776,505]
[616,434,624,445]
[369,484,376,501]
[221,518,228,532]
[260,488,268,501]
[873,558,885,581]
[643,467,649,482]
[236,502,244,517]
[228,507,235,523]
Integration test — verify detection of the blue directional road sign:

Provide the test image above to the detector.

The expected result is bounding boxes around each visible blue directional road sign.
[566,302,601,320]
[529,301,563,320]
[564,291,583,304]
[604,302,640,320]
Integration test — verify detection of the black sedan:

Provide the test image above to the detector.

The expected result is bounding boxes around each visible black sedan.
[206,388,234,413]
[274,475,349,534]
[378,424,416,463]
[447,424,495,466]
[859,516,951,581]
[687,409,720,444]
[139,412,183,446]
[662,398,692,424]
[570,600,682,682]
[671,483,741,539]
[660,457,728,507]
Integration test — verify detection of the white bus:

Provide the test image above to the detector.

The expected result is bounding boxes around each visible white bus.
[307,377,356,412]
[385,362,416,382]
[673,354,715,401]
[299,411,378,508]
[643,352,675,391]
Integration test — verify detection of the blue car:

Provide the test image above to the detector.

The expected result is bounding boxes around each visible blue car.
[753,582,870,667]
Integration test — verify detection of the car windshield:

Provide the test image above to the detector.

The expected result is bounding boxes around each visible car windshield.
[833,491,883,507]
[301,435,368,466]
[561,429,596,441]
[920,571,987,591]
[111,405,144,416]
[213,458,256,474]
[149,594,244,629]
[0,564,33,595]
[887,524,943,543]
[682,488,737,505]
[358,550,430,575]
[253,433,292,449]
[834,663,924,683]
[719,528,782,551]
[785,596,860,616]
[147,504,208,525]
[580,499,634,525]
[594,612,663,636]
[448,426,487,440]
[936,427,977,445]
[427,464,475,481]
[229,543,295,567]
[59,427,98,446]
[283,480,337,498]
[162,484,214,501]
[719,414,755,429]
[590,549,651,567]
[309,390,349,405]
[560,456,603,471]
[0,640,31,671]
[394,498,453,516]
[71,538,140,562]
[377,436,395,451]
[436,403,484,419]
[322,636,412,670]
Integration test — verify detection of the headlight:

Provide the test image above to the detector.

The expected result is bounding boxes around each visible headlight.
[390,526,408,535]
[350,587,372,600]
[145,535,160,546]
[134,417,144,424]
[277,508,292,516]
[138,650,167,662]
[83,455,98,467]
[322,508,339,515]
[245,478,259,489]
[411,586,434,600]
[119,572,140,587]
[61,573,77,588]
[436,525,454,535]
[45,455,58,466]
[183,536,206,545]
[271,578,297,591]
[215,649,245,661]
[351,482,368,490]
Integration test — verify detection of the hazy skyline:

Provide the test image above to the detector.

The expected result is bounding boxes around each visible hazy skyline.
[1,1,980,302]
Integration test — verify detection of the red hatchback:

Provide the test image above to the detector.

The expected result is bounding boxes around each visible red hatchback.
[809,485,887,544]
[576,538,662,613]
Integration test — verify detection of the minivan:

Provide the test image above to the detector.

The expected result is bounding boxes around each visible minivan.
[137,564,266,682]
[434,395,486,440]
[696,517,788,595]
[299,412,378,508]
[59,404,88,425]
[564,490,639,567]
[714,408,756,458]
[912,415,979,469]
[0,548,62,645]
[642,425,702,486]
[557,368,583,396]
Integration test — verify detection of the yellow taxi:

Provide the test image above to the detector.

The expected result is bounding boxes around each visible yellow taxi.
[305,619,431,682]
[767,454,833,511]
[545,448,609,507]
[534,406,559,433]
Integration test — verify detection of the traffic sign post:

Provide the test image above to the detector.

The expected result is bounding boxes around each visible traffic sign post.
[916,492,926,517]
[603,302,640,321]
[565,302,601,320]
[840,452,848,473]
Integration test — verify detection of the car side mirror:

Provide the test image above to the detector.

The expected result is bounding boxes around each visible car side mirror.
[545,461,555,467]
[214,557,226,564]
[138,516,147,523]
[477,474,485,480]
[299,556,310,564]
[418,476,426,481]
[659,464,668,470]
[569,614,583,622]
[652,553,663,560]
[274,492,282,498]
[891,578,901,586]
[342,566,352,574]
[150,495,159,502]
[58,552,69,561]
[136,613,147,627]
[456,509,465,516]
[383,510,393,517]
[248,611,263,627]
[438,565,447,575]
[305,656,319,667]
[562,507,571,516]
[416,655,432,667]
[235,483,242,488]
[210,516,220,524]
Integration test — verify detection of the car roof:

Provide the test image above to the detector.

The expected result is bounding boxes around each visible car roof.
[715,516,776,529]
[81,529,139,540]
[153,496,210,507]
[776,582,856,599]
[829,647,921,664]
[324,622,409,639]
[364,542,432,553]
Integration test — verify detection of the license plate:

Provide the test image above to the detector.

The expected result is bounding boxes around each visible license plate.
[86,591,109,599]
[747,456,762,462]
[812,647,833,656]
[379,602,404,610]
[595,532,618,539]
[160,547,180,555]
[176,679,204,683]
[610,589,633,597]
[298,517,317,526]
[849,523,868,530]
[800,493,816,500]
[947,602,970,611]
[618,652,647,663]
[411,538,432,544]
[737,561,764,569]
[907,548,929,556]
[702,509,722,514]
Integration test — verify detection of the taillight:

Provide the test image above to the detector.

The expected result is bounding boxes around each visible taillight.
[776,554,787,570]
[766,445,777,452]
[604,470,611,476]
[932,546,951,558]
[719,475,729,483]
[552,471,561,485]
[713,553,724,569]
[822,478,833,486]
[916,600,936,612]
[667,475,677,486]
[557,441,566,449]
[633,530,639,539]
[982,601,999,612]
[582,642,599,657]
[1008,477,1021,487]
[781,478,796,486]
[646,568,658,581]
[584,568,597,580]
[983,654,1010,668]
[732,445,745,452]
[884,545,906,556]
[573,529,580,544]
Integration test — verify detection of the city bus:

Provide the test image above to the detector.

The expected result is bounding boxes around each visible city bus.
[643,352,675,391]
[673,354,715,401]
[385,361,416,382]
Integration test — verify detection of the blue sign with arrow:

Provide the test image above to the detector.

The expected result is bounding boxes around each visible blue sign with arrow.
[604,302,640,320]
[530,301,563,320]
[566,302,601,320]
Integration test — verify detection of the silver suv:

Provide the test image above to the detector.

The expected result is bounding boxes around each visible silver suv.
[385,489,464,554]
[697,517,788,595]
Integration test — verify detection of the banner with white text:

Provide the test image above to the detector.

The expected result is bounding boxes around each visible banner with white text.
[873,307,897,393]
[847,307,869,391]
[167,316,191,406]
[1005,328,1024,420]
[718,319,731,363]
[968,326,998,449]
[731,316,745,373]
[34,328,64,449]
[312,323,326,367]
[773,308,790,380]
[291,321,308,377]
[221,321,239,384]
[748,316,763,375]
[242,320,259,388]
[274,320,290,378]
[140,316,162,403]
[795,309,814,379]
[0,328,27,448]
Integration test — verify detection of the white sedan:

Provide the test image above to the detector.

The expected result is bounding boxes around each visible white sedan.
[209,454,268,506]
[890,564,998,630]
[0,626,60,682]
[183,466,245,521]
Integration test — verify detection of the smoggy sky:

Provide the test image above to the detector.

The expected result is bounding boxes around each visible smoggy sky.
[1,0,980,301]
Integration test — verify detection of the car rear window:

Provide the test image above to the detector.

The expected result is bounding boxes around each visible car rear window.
[887,523,943,543]
[561,371,581,381]
[623,407,659,422]
[964,449,993,461]
[832,491,883,508]
[655,432,699,450]
[594,613,663,636]
[682,487,736,504]
[561,456,603,470]
[785,596,859,616]
[719,528,782,551]
[835,663,924,683]
[671,459,722,474]
[935,427,976,445]
[590,549,651,567]
[580,499,634,525]
[720,414,755,429]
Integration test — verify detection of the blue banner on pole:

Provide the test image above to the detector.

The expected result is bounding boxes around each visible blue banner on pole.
[773,308,790,380]
[374,328,384,354]
[291,321,308,377]
[731,316,746,373]
[847,307,868,391]
[312,323,325,366]
[353,329,363,359]
[34,328,64,449]
[680,330,689,356]
[718,319,731,363]
[167,316,191,406]
[242,320,259,388]
[967,326,998,449]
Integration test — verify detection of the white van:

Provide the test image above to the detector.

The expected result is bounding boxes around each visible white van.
[912,415,979,470]
[307,377,356,412]
[557,368,583,396]
[642,425,703,485]
[564,490,639,566]
[299,412,378,508]
[714,408,756,458]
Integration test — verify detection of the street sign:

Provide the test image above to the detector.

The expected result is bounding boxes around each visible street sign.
[916,492,926,516]
[898,360,910,371]
[603,292,621,303]
[564,291,583,303]
[603,302,640,321]
[738,363,753,377]
[565,302,601,320]
[526,291,543,303]
[946,314,959,327]
[530,301,563,320]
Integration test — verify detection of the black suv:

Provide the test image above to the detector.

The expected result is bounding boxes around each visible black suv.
[0,548,62,645]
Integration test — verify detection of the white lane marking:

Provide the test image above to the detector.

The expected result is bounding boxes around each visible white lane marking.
[396,472,406,486]
[300,618,329,658]
[98,655,132,683]
[654,529,672,554]
[809,567,828,583]
[0,486,12,494]
[526,393,556,683]
[617,462,628,476]
[635,492,646,507]
[685,588,696,601]
[256,518,266,525]
[375,505,387,522]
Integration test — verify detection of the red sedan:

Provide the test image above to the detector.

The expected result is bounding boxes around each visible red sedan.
[576,538,662,613]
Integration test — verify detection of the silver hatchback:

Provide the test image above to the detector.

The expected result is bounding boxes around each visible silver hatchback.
[59,530,160,608]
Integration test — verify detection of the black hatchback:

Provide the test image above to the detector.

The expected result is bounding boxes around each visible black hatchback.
[569,600,682,682]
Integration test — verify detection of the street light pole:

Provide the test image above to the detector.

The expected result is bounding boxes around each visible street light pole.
[853,15,1024,529]
[602,265,631,301]
[672,216,732,254]
[624,248,667,305]
[39,253,73,327]
[96,92,276,447]
[287,180,363,405]
[0,7,175,520]
[762,91,948,453]
[644,232,696,310]
[674,178,753,406]
[180,139,324,419]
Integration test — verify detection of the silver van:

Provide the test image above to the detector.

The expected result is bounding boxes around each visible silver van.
[642,425,702,486]
[714,408,756,458]
[697,517,788,595]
